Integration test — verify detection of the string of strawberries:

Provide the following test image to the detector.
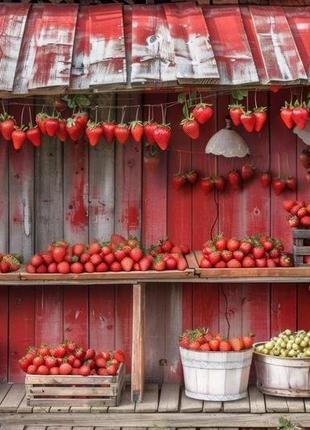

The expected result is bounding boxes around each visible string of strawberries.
[172,164,298,195]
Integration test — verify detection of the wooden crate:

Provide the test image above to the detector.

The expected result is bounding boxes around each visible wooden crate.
[292,229,310,266]
[25,362,125,407]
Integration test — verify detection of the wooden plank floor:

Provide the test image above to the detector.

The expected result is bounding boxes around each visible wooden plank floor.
[0,383,309,429]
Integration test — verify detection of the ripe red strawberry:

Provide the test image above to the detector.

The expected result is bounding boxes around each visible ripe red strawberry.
[280,254,293,267]
[45,117,60,137]
[253,245,265,259]
[292,104,308,129]
[186,170,198,184]
[139,256,152,271]
[200,177,213,193]
[219,340,232,352]
[114,123,129,145]
[228,103,244,126]
[242,256,255,268]
[66,118,83,141]
[227,238,240,252]
[286,176,297,191]
[200,342,211,351]
[253,107,267,132]
[199,257,212,268]
[181,117,199,140]
[56,120,68,142]
[153,124,171,150]
[243,334,255,349]
[214,175,225,191]
[240,111,256,132]
[86,121,103,147]
[208,251,221,265]
[282,200,296,212]
[153,256,166,271]
[221,250,233,262]
[233,250,244,261]
[299,150,310,169]
[192,103,214,124]
[143,121,157,144]
[230,337,244,351]
[241,164,255,181]
[215,235,227,251]
[288,215,300,228]
[12,128,27,151]
[228,170,241,189]
[130,247,143,262]
[280,103,294,129]
[102,121,115,144]
[209,339,220,351]
[239,241,252,255]
[121,256,134,272]
[1,116,15,141]
[26,127,41,147]
[260,172,271,188]
[130,121,144,143]
[35,113,47,134]
[300,216,310,227]
[73,112,89,129]
[215,260,226,268]
[227,259,242,268]
[272,178,286,195]
[172,174,186,190]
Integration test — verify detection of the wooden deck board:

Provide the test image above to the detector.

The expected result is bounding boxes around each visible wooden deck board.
[158,384,180,412]
[17,395,33,414]
[265,395,288,412]
[305,399,310,412]
[109,387,135,413]
[180,389,203,412]
[135,384,158,413]
[0,385,12,407]
[223,394,250,413]
[287,398,305,413]
[248,386,265,414]
[0,384,25,412]
[203,401,222,412]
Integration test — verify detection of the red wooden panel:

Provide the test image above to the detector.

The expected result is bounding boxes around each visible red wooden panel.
[271,284,297,335]
[219,285,243,338]
[297,285,310,330]
[193,285,219,334]
[131,5,175,84]
[0,4,29,93]
[63,140,89,244]
[9,287,35,382]
[28,4,78,91]
[242,6,307,84]
[182,284,193,331]
[89,286,115,351]
[35,286,63,347]
[142,93,168,246]
[285,7,310,82]
[0,138,9,252]
[202,6,258,85]
[164,3,219,82]
[242,284,270,341]
[63,287,88,348]
[115,285,132,370]
[0,286,8,382]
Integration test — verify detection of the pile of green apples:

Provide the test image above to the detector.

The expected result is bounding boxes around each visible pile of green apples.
[255,329,310,358]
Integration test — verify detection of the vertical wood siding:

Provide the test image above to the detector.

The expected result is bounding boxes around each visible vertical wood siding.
[0,91,309,384]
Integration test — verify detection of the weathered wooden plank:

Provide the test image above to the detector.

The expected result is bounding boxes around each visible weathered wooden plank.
[297,285,310,330]
[0,137,9,252]
[17,394,33,413]
[109,386,135,413]
[223,393,250,412]
[0,287,9,383]
[32,405,50,413]
[164,3,219,82]
[49,406,70,413]
[248,385,265,414]
[287,398,305,413]
[0,4,29,93]
[47,427,72,430]
[158,384,180,412]
[305,399,310,412]
[131,5,175,84]
[203,401,222,412]
[131,283,145,403]
[203,6,258,85]
[0,383,25,412]
[70,6,90,90]
[0,425,25,430]
[241,6,307,84]
[180,389,203,412]
[63,287,88,347]
[265,395,288,412]
[0,384,12,406]
[135,384,158,413]
[28,4,78,91]
[70,406,91,413]
[90,405,108,413]
[285,7,310,81]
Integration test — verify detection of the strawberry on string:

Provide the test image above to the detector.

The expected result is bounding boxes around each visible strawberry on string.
[180,94,200,140]
[12,105,27,151]
[115,107,129,145]
[26,105,41,148]
[191,93,214,125]
[130,106,144,144]
[86,107,103,147]
[143,105,157,145]
[153,104,171,151]
[102,107,115,144]
[253,89,267,133]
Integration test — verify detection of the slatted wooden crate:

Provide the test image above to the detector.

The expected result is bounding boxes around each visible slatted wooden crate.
[292,229,310,266]
[25,362,125,407]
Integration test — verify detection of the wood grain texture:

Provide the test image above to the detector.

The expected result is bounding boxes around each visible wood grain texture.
[63,287,88,347]
[0,286,8,382]
[0,138,9,252]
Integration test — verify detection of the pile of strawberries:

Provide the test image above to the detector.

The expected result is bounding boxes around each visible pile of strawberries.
[179,328,255,352]
[283,200,310,229]
[228,103,267,133]
[26,235,189,274]
[199,233,293,268]
[0,254,21,273]
[19,341,125,376]
[280,101,309,130]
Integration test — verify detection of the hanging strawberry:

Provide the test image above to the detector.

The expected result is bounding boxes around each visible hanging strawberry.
[26,126,41,148]
[181,116,199,140]
[228,103,244,127]
[66,118,83,141]
[270,85,281,94]
[214,175,225,191]
[86,121,103,147]
[292,102,309,129]
[153,124,171,151]
[45,116,60,137]
[0,114,16,141]
[114,123,130,145]
[241,164,255,181]
[286,176,297,191]
[56,119,68,142]
[200,177,214,193]
[272,178,286,195]
[12,126,27,151]
[260,172,272,188]
[253,107,267,132]
[228,170,242,189]
[102,121,115,144]
[280,102,294,129]
[185,170,199,184]
[73,112,89,129]
[35,113,48,134]
[240,111,256,132]
[130,121,144,143]
[143,121,157,145]
[299,149,310,169]
[172,173,186,190]
[192,103,214,125]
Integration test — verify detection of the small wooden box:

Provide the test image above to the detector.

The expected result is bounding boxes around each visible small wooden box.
[292,229,310,266]
[25,363,125,407]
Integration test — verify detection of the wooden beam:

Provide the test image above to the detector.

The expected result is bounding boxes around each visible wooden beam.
[131,283,145,403]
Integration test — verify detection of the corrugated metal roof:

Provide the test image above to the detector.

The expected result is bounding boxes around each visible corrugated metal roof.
[0,2,309,95]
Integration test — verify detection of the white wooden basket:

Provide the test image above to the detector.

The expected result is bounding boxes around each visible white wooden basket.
[180,347,253,401]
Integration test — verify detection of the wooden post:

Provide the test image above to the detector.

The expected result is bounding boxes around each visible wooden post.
[131,282,145,403]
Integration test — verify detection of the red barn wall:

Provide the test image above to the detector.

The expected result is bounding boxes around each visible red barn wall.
[0,90,310,383]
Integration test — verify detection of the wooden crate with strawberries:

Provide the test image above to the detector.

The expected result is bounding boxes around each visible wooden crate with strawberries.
[292,229,310,266]
[25,362,125,407]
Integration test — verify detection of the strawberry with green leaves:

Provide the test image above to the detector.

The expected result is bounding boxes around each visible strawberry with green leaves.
[153,124,171,151]
[181,116,199,140]
[280,102,294,129]
[114,123,129,145]
[0,114,16,141]
[240,111,256,132]
[66,117,83,141]
[26,126,41,148]
[86,121,103,147]
[228,103,244,126]
[130,121,144,143]
[12,126,27,151]
[192,103,214,125]
[253,107,267,132]
[102,121,115,144]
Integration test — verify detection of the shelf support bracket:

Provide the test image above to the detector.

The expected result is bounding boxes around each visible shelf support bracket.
[131,282,145,403]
